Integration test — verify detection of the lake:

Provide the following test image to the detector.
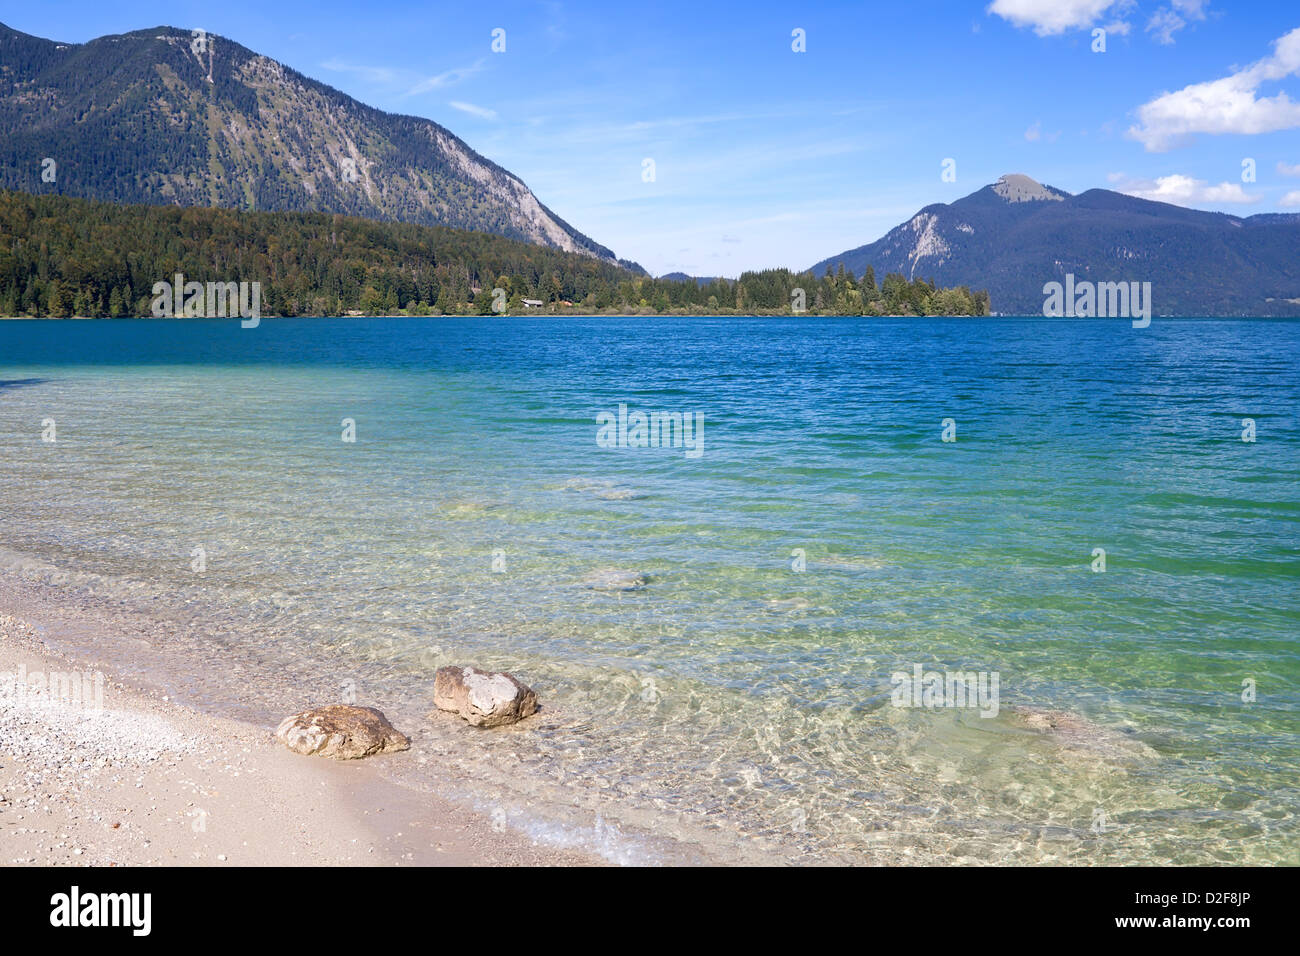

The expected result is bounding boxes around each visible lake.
[1,316,1296,864]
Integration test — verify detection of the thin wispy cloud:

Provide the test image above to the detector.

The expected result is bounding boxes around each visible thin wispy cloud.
[448,101,498,120]
[320,57,486,97]
[542,0,568,46]
[406,60,486,96]
[614,109,807,133]
[1146,0,1209,46]
[319,58,400,84]
[1024,120,1061,142]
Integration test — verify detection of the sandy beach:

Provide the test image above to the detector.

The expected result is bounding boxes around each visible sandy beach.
[0,576,601,867]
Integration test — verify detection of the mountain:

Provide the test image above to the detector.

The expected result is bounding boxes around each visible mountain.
[0,22,625,264]
[810,174,1300,316]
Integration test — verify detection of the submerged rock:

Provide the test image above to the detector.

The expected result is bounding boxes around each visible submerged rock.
[443,499,500,516]
[432,665,538,727]
[581,568,648,591]
[592,487,640,501]
[561,477,642,500]
[275,705,410,759]
[764,597,813,612]
[1009,706,1157,763]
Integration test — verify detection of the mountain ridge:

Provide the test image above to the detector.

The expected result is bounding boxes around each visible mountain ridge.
[811,174,1300,315]
[0,22,634,266]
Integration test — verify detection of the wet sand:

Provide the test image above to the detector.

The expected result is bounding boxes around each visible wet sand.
[0,577,602,867]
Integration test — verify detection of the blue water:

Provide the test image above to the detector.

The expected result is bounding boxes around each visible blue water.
[1,316,1297,864]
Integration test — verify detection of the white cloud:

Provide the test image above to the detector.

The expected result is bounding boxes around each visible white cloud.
[1146,10,1185,45]
[1278,161,1300,176]
[988,0,1207,43]
[448,101,498,120]
[1129,27,1300,151]
[1146,1,1209,45]
[1280,190,1300,207]
[1109,172,1261,204]
[987,0,1130,36]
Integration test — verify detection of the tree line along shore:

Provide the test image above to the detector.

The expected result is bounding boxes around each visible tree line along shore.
[0,189,991,318]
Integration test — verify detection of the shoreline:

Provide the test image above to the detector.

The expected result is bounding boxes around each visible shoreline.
[0,313,1268,321]
[0,576,605,867]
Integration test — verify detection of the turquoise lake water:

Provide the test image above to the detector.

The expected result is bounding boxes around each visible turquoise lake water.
[1,316,1296,864]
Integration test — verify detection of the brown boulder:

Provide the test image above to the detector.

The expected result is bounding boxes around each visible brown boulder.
[432,666,538,727]
[275,705,410,759]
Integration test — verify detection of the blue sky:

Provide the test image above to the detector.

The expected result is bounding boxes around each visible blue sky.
[6,1,1300,276]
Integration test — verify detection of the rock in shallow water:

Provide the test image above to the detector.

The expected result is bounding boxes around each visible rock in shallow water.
[1009,706,1157,763]
[580,568,648,591]
[432,665,538,727]
[275,705,411,759]
[561,477,642,500]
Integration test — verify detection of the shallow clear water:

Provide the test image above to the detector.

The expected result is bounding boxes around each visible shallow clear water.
[1,316,1297,864]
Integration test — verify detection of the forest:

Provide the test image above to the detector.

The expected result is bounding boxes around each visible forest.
[0,190,991,318]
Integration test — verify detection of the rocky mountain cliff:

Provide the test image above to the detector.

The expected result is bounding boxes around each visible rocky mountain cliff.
[0,22,622,262]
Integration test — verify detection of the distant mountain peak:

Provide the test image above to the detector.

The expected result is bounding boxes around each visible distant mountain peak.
[810,175,1300,315]
[992,173,1066,203]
